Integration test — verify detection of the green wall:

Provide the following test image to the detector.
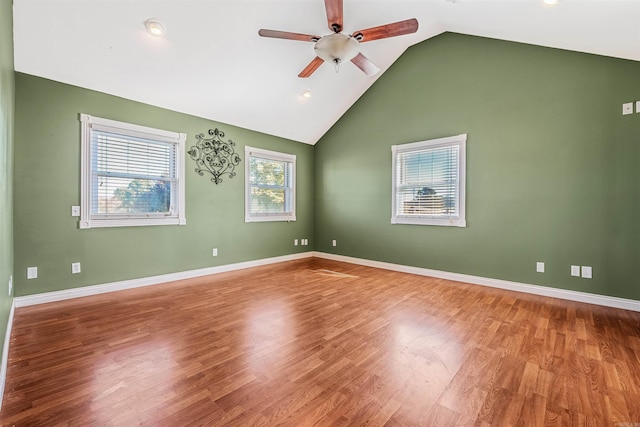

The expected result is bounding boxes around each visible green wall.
[9,32,640,302]
[13,74,314,296]
[315,33,640,300]
[1,0,15,361]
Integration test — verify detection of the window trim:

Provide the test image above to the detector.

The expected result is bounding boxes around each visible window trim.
[245,146,296,223]
[391,134,467,227]
[79,114,186,229]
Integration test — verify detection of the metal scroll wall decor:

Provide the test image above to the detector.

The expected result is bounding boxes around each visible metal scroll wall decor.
[187,128,242,184]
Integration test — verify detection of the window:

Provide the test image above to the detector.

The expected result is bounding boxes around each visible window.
[79,114,186,229]
[391,134,466,227]
[245,146,296,222]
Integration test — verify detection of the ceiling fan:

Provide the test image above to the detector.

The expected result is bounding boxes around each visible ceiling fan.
[258,0,419,78]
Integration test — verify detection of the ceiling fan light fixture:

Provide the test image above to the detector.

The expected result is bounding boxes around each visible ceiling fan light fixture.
[314,33,359,72]
[302,89,312,98]
[145,19,165,36]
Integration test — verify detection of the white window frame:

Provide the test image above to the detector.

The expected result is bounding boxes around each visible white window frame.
[391,134,467,227]
[245,146,296,223]
[79,114,186,229]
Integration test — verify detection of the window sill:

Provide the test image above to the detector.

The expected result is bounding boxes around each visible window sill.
[391,217,466,227]
[245,215,296,223]
[79,217,186,229]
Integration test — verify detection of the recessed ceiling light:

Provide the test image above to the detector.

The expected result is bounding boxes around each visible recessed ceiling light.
[145,19,165,36]
[302,89,312,99]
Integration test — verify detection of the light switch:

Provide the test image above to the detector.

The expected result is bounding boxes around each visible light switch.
[636,101,640,113]
[27,267,38,279]
[71,206,80,217]
[623,102,633,115]
[71,262,81,274]
[581,266,592,279]
[536,262,545,273]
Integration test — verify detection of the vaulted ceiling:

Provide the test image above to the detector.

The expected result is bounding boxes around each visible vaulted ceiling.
[13,0,640,145]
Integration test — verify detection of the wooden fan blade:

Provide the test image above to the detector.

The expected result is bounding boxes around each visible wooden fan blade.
[258,29,319,42]
[324,0,343,32]
[351,53,380,76]
[352,18,419,42]
[299,57,324,78]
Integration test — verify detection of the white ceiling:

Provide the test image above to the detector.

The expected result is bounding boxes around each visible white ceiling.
[13,0,640,145]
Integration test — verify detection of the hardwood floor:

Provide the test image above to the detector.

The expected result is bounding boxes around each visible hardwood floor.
[1,258,640,426]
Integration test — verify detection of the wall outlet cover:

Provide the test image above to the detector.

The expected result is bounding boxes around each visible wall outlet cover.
[623,102,633,115]
[71,262,81,274]
[294,239,298,246]
[332,240,337,247]
[636,100,640,113]
[581,266,593,279]
[570,265,580,277]
[536,262,545,273]
[212,248,218,257]
[71,206,80,217]
[27,267,38,279]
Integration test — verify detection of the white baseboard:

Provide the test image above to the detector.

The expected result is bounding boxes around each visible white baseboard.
[0,300,16,411]
[12,250,640,313]
[14,252,314,308]
[313,252,640,313]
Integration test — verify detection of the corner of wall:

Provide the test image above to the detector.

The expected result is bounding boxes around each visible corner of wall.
[0,0,16,410]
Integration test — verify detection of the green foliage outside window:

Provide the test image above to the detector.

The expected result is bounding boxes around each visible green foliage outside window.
[113,179,171,213]
[250,157,288,213]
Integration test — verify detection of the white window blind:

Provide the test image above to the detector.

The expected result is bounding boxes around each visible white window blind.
[92,131,176,217]
[80,114,186,229]
[392,134,466,227]
[245,146,296,222]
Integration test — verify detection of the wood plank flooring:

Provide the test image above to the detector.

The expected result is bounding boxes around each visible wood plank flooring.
[1,258,640,426]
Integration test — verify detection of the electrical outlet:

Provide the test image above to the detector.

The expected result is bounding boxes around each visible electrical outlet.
[212,248,218,257]
[332,240,337,247]
[71,262,81,274]
[536,262,545,273]
[302,239,308,246]
[570,265,580,277]
[294,239,298,246]
[581,266,592,279]
[8,275,12,295]
[27,267,38,279]
[71,206,80,217]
